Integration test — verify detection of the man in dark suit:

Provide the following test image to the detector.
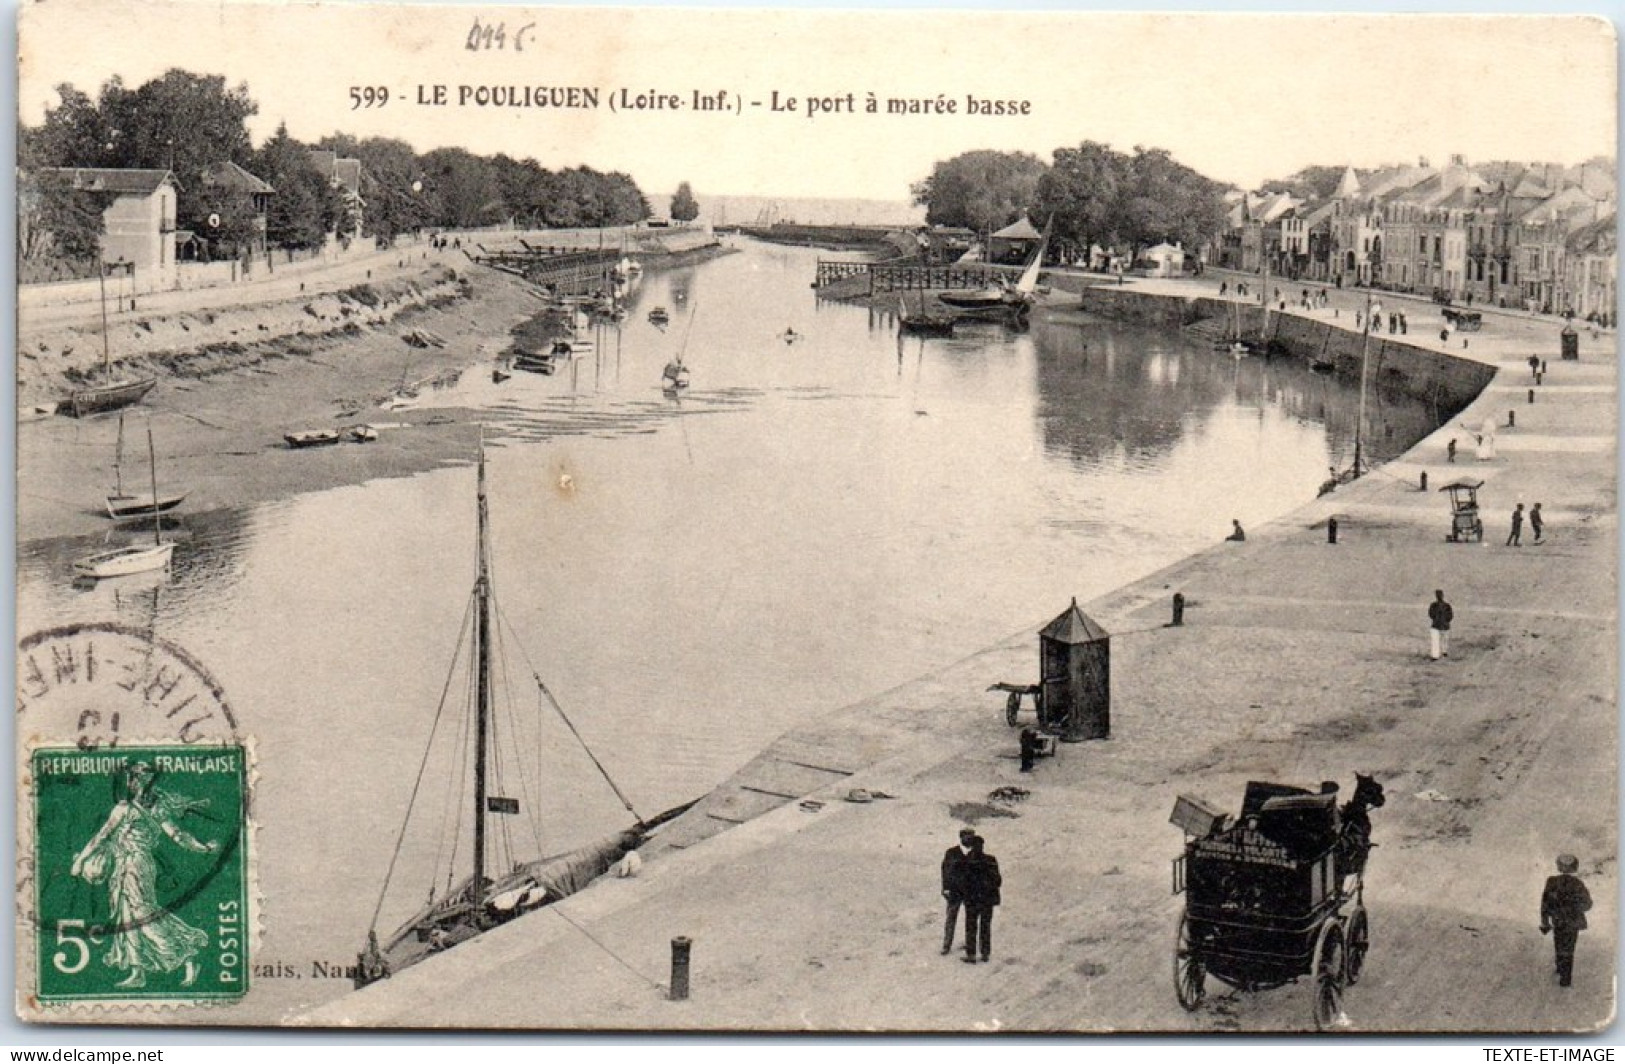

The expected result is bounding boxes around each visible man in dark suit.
[961,834,1002,964]
[1541,854,1593,987]
[940,828,975,955]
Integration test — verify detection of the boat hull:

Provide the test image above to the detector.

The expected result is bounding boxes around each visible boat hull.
[285,431,342,448]
[106,492,188,519]
[66,378,156,418]
[73,542,174,578]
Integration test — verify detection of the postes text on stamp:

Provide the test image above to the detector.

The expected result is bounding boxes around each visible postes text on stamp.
[31,744,249,1003]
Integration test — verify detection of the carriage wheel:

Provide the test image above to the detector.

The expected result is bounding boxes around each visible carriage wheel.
[1174,912,1205,1011]
[1311,919,1347,1031]
[1006,692,1021,727]
[1345,906,1369,986]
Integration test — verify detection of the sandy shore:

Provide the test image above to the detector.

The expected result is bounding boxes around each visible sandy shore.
[17,264,545,546]
[303,277,1616,1033]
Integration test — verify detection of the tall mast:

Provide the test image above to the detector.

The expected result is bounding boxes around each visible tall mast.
[1355,291,1373,476]
[114,414,126,497]
[98,256,111,380]
[472,437,491,892]
[146,428,160,546]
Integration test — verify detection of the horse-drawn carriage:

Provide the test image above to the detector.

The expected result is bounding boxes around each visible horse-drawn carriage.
[1442,308,1483,332]
[1170,775,1384,1030]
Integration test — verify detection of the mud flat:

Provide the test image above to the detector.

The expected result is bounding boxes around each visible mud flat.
[304,282,1614,1033]
[17,264,547,546]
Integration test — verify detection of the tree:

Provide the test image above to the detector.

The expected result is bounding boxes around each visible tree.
[1258,165,1348,201]
[910,150,1047,234]
[600,171,651,226]
[1115,146,1227,258]
[319,134,434,240]
[98,69,258,184]
[17,170,111,270]
[420,147,503,228]
[256,123,339,250]
[1037,141,1125,260]
[670,181,699,223]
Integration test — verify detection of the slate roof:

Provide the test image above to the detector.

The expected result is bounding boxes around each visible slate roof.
[37,167,179,195]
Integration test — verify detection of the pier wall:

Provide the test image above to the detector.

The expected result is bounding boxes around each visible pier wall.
[1077,286,1497,413]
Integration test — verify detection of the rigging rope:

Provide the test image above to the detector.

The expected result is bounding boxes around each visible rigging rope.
[368,593,476,934]
[493,600,646,826]
[544,905,662,992]
[490,614,546,860]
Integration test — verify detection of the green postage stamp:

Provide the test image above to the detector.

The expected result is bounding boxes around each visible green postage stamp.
[30,744,249,1003]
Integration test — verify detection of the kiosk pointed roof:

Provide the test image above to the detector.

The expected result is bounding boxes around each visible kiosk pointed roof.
[1040,598,1110,644]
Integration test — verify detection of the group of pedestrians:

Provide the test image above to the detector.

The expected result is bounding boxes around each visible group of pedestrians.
[1505,501,1544,545]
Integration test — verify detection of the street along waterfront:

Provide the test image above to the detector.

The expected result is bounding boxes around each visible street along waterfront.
[15,238,1452,1020]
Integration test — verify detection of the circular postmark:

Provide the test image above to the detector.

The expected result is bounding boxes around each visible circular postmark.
[18,622,250,1003]
[17,621,239,748]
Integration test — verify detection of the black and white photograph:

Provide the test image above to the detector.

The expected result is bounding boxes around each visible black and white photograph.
[10,0,1618,1035]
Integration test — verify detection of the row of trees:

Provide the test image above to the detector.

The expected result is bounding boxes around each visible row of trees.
[20,68,658,271]
[910,142,1230,264]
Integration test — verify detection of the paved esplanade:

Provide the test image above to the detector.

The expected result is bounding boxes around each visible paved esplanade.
[303,279,1615,1033]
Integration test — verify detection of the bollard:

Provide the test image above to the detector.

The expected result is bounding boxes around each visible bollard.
[669,936,692,1001]
[1328,516,1339,544]
[1419,471,1428,492]
[1542,360,1549,374]
[1508,410,1515,428]
[1535,372,1542,386]
[1528,388,1535,404]
[1171,592,1185,627]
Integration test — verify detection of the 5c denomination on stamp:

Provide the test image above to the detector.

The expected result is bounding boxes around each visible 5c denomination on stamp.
[31,744,249,1003]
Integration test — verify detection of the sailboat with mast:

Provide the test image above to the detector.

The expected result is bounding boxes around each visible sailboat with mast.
[105,414,188,518]
[937,216,1051,320]
[65,259,157,418]
[354,439,693,988]
[74,427,175,578]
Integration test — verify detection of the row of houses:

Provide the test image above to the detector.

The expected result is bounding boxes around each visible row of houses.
[29,150,367,291]
[1221,156,1617,320]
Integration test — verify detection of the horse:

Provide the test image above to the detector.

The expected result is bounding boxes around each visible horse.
[1335,772,1386,884]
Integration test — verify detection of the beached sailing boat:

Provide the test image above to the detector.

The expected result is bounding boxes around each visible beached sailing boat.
[354,439,693,988]
[105,414,189,518]
[75,428,174,578]
[937,217,1051,319]
[65,260,157,418]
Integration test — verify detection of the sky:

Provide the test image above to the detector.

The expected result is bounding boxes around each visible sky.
[14,2,1621,203]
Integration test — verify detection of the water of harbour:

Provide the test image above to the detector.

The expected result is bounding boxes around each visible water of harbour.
[15,239,1440,1012]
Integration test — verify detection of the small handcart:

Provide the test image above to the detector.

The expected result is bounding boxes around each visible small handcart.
[1438,478,1485,543]
[1171,784,1369,1030]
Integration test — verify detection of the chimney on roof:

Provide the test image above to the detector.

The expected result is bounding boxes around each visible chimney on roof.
[1419,156,1430,168]
[1449,154,1466,167]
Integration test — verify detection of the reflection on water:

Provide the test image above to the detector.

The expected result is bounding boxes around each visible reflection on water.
[15,239,1444,1013]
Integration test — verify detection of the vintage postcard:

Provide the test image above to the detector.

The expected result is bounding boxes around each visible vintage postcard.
[13,1,1617,1033]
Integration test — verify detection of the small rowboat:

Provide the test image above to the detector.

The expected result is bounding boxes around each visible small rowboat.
[285,429,343,448]
[73,542,174,579]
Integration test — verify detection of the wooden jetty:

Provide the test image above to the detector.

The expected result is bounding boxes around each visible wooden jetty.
[814,260,1003,295]
[466,243,622,295]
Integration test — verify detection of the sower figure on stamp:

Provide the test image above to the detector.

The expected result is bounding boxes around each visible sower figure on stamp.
[1541,854,1593,987]
[960,835,1002,964]
[940,827,975,955]
[70,762,218,989]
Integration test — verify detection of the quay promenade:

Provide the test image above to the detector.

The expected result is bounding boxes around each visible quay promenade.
[305,278,1615,1032]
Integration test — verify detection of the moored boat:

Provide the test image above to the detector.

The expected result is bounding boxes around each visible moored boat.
[285,429,343,448]
[353,438,694,989]
[63,259,156,418]
[75,427,173,579]
[105,415,187,517]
